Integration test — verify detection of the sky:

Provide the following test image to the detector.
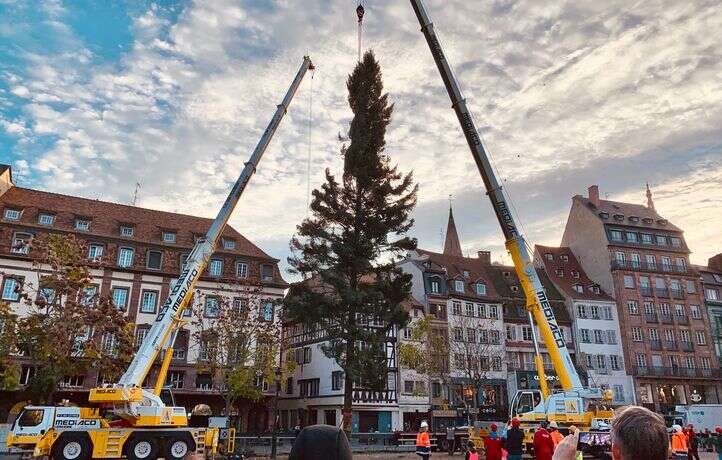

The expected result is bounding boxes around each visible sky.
[1,0,721,278]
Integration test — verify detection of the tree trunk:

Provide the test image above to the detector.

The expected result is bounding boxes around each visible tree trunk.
[342,340,354,436]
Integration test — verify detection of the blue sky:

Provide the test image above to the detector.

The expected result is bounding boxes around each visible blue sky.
[1,0,721,276]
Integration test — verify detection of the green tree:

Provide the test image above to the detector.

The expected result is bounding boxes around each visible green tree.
[13,234,133,403]
[399,315,451,400]
[284,50,418,433]
[0,301,20,390]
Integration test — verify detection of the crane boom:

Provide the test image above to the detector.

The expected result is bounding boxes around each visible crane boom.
[89,56,314,412]
[408,0,583,392]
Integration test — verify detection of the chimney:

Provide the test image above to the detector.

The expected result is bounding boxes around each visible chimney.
[588,185,600,207]
[709,253,722,272]
[0,164,14,198]
[477,251,491,265]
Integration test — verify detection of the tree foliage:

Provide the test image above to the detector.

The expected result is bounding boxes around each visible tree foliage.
[284,51,418,431]
[9,234,133,403]
[0,301,20,390]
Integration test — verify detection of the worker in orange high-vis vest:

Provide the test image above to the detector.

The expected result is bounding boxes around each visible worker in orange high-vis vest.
[416,420,432,459]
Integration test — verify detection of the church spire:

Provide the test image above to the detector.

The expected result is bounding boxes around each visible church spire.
[646,183,655,211]
[443,204,463,257]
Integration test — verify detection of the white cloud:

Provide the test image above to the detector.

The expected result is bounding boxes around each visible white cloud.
[4,0,722,274]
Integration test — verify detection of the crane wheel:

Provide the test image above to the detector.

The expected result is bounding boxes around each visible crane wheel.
[165,437,192,460]
[126,437,159,460]
[53,434,92,460]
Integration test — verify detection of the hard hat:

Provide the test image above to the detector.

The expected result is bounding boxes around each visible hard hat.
[511,418,520,427]
[490,423,497,431]
[716,426,722,434]
[420,421,429,429]
[549,421,558,429]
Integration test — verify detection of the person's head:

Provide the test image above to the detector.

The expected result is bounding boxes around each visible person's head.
[468,441,476,452]
[549,421,558,431]
[716,426,722,434]
[687,424,694,433]
[420,420,429,432]
[540,420,549,429]
[289,425,352,460]
[569,425,577,434]
[610,406,669,460]
[672,424,683,433]
[511,418,520,428]
[490,423,497,432]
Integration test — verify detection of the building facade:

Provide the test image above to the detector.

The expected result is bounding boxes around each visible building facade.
[561,185,721,413]
[699,254,722,367]
[535,245,635,404]
[0,164,287,428]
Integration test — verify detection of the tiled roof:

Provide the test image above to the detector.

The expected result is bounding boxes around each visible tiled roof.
[574,195,681,232]
[1,186,276,261]
[535,245,614,302]
[414,248,500,301]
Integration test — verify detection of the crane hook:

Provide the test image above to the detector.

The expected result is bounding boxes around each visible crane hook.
[356,3,365,23]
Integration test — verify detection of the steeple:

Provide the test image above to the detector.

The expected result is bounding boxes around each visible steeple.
[443,204,463,257]
[646,183,655,211]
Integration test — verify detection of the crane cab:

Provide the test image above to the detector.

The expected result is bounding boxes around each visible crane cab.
[510,390,546,420]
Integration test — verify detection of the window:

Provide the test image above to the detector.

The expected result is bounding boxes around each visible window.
[286,377,294,394]
[641,233,653,244]
[695,330,706,345]
[261,264,274,281]
[454,280,464,292]
[603,306,613,320]
[4,209,20,220]
[610,230,623,241]
[477,303,486,318]
[627,300,639,315]
[453,327,464,342]
[686,280,696,294]
[522,326,533,342]
[585,354,594,369]
[429,278,440,294]
[625,232,637,243]
[476,282,486,296]
[88,244,104,260]
[590,305,600,319]
[645,254,656,268]
[452,301,461,316]
[466,328,476,343]
[560,254,568,262]
[671,237,682,247]
[120,226,134,237]
[555,269,564,277]
[1,277,21,301]
[649,328,659,340]
[135,327,149,348]
[146,250,162,270]
[236,261,248,278]
[140,291,158,313]
[573,284,583,293]
[403,327,412,340]
[610,355,621,371]
[261,302,274,321]
[606,330,617,344]
[117,247,134,267]
[660,303,671,316]
[661,256,672,271]
[506,325,516,341]
[75,219,90,230]
[545,253,553,261]
[630,253,641,268]
[37,213,54,225]
[615,252,626,264]
[593,330,605,344]
[580,329,590,343]
[112,287,129,310]
[623,275,635,289]
[636,353,647,368]
[686,356,695,369]
[491,356,502,371]
[673,303,685,317]
[596,355,606,369]
[162,231,176,243]
[332,371,343,391]
[571,270,579,279]
[203,296,219,317]
[209,259,223,277]
[656,235,667,246]
[576,304,587,318]
[465,302,474,317]
[301,346,312,364]
[664,329,675,342]
[488,305,498,319]
[102,333,118,355]
[701,357,711,370]
[680,330,690,343]
[631,327,643,342]
[166,371,185,389]
[81,286,97,306]
[60,375,85,388]
[706,289,719,301]
[690,305,701,319]
[675,258,686,271]
[11,232,32,254]
[490,330,500,344]
[196,374,212,390]
[299,379,319,397]
[644,301,655,315]
[222,238,236,250]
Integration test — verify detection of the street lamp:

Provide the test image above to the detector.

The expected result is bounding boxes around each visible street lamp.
[271,367,282,459]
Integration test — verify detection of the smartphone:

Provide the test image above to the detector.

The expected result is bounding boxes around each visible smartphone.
[577,431,612,449]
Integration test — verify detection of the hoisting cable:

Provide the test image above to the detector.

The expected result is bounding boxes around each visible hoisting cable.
[356,1,365,62]
[306,64,315,215]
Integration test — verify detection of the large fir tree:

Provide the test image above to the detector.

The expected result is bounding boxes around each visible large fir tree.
[285,51,417,432]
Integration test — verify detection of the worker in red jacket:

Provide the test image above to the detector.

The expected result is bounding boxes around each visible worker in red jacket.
[533,421,555,460]
[484,423,504,460]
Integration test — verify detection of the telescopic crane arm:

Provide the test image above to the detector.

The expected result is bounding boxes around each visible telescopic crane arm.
[408,0,583,396]
[89,56,315,414]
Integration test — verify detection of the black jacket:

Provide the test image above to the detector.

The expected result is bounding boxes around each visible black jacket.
[289,425,353,460]
[504,427,524,455]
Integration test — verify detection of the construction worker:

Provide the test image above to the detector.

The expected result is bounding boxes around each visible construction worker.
[672,424,688,459]
[416,420,431,459]
[504,418,524,460]
[465,441,479,460]
[549,421,564,447]
[484,424,503,460]
[687,424,700,460]
[534,421,555,460]
[710,426,722,460]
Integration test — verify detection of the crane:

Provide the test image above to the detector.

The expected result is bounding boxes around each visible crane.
[7,56,315,460]
[408,0,613,430]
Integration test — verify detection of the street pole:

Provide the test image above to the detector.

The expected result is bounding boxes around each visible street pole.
[271,367,281,459]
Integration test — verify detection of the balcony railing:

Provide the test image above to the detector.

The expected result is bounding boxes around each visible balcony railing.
[671,289,685,299]
[353,388,397,404]
[632,366,720,378]
[611,260,687,274]
[680,341,694,352]
[650,339,662,351]
[664,341,678,350]
[676,315,689,325]
[645,313,658,323]
[640,287,653,297]
[656,288,670,298]
[660,314,674,324]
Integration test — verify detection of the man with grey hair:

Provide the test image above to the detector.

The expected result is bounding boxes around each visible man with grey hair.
[552,405,669,460]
